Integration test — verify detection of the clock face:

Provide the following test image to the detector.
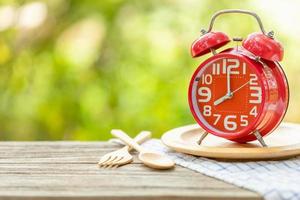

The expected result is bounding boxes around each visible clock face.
[190,56,265,136]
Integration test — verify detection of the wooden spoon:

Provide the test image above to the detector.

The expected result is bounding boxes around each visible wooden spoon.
[111,129,175,170]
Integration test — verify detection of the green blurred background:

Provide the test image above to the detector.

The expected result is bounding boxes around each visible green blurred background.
[0,0,299,140]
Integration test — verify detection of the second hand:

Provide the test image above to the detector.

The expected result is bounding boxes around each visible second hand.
[231,81,250,94]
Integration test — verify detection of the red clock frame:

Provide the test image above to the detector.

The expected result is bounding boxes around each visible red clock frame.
[188,48,289,143]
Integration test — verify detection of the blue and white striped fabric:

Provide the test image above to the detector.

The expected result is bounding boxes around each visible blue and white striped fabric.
[143,139,300,200]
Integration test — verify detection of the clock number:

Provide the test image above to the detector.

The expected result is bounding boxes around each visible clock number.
[201,74,212,85]
[227,59,240,74]
[240,115,248,127]
[222,59,227,74]
[249,74,262,104]
[219,58,245,74]
[203,105,211,116]
[212,63,220,75]
[213,114,221,125]
[250,74,258,85]
[224,115,237,131]
[242,63,247,75]
[224,115,248,130]
[198,87,211,102]
[250,106,258,117]
[249,86,262,104]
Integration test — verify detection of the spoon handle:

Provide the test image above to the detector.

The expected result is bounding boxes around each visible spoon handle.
[111,129,149,152]
[128,131,152,151]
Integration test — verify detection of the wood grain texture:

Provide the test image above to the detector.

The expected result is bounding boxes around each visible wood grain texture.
[0,142,262,200]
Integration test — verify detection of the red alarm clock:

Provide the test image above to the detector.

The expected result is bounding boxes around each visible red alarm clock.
[188,10,289,146]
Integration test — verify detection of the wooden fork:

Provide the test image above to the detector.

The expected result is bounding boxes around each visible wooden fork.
[98,131,151,169]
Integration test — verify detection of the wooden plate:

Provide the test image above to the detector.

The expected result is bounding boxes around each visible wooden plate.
[161,122,300,160]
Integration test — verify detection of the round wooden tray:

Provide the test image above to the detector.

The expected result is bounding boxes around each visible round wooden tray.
[161,122,300,160]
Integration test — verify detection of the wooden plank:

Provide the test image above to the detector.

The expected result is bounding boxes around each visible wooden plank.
[0,142,262,200]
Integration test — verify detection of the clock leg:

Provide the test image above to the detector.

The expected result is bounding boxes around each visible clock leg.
[197,131,208,145]
[253,130,267,147]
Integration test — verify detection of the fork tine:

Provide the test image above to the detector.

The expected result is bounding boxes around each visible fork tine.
[114,156,128,164]
[106,164,115,169]
[100,156,118,167]
[98,155,112,165]
[98,162,107,168]
[99,164,107,169]
[105,155,120,164]
[110,164,119,169]
[102,156,125,168]
[104,156,119,165]
[113,157,132,168]
[112,156,124,163]
[99,156,120,168]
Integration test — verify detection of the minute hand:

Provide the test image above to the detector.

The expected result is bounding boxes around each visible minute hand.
[226,66,232,95]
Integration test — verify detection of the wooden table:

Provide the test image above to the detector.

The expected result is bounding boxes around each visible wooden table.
[0,142,262,200]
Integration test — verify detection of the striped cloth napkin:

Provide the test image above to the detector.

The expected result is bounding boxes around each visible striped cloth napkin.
[142,139,300,200]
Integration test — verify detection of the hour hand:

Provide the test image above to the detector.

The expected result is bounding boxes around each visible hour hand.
[214,95,230,106]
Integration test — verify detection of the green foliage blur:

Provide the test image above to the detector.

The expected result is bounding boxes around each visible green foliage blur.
[0,0,299,140]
